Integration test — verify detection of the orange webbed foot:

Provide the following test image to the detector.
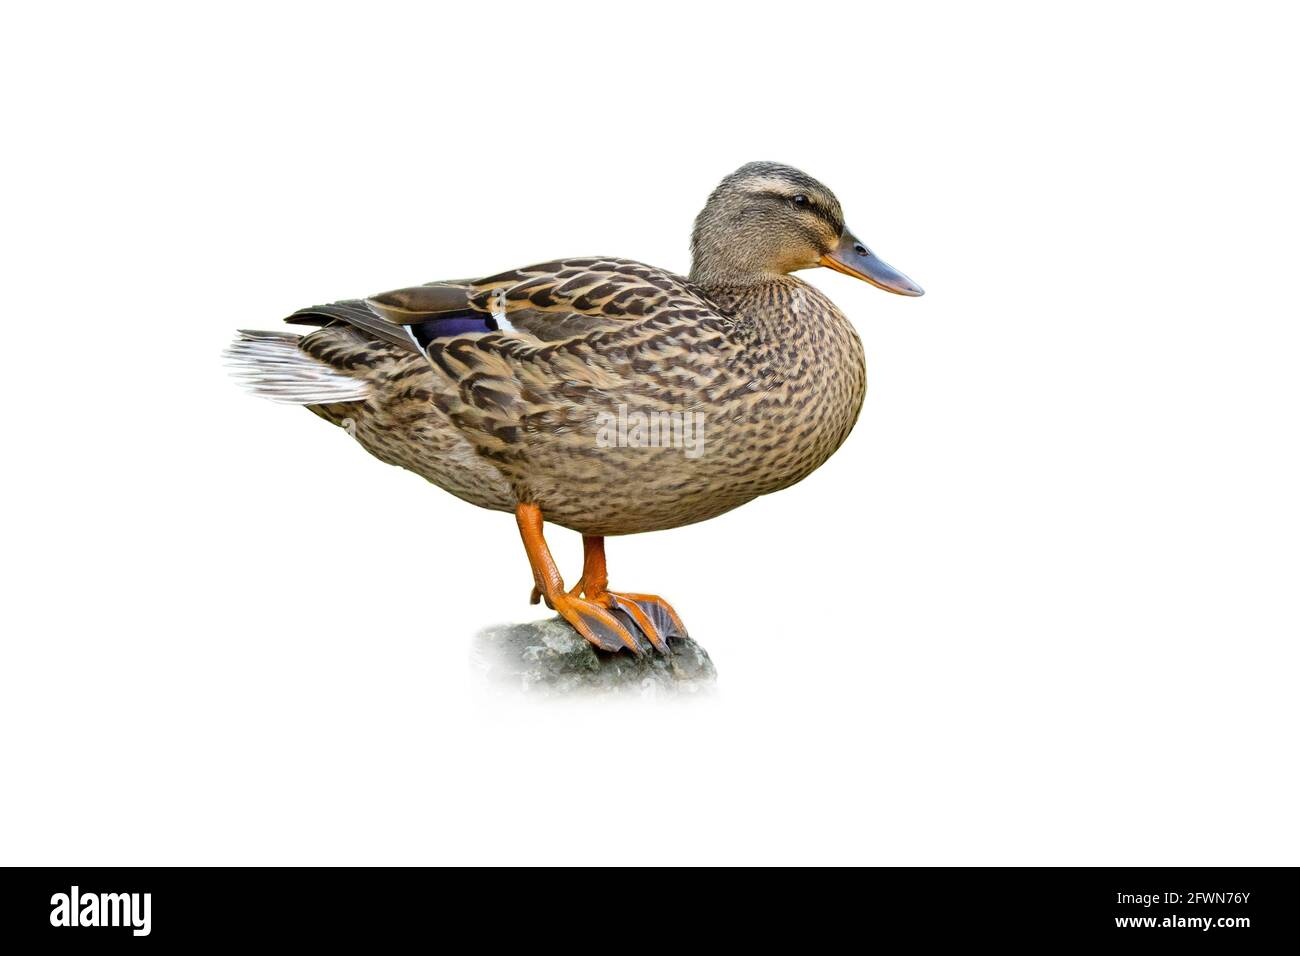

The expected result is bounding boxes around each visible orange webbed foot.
[516,509,683,657]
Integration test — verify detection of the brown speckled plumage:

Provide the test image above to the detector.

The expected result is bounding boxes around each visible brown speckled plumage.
[227,162,922,653]
[304,269,865,535]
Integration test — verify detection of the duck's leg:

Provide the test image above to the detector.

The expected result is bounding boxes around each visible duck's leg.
[515,504,643,655]
[571,535,688,655]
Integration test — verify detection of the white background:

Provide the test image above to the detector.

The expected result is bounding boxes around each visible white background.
[2,1,1297,865]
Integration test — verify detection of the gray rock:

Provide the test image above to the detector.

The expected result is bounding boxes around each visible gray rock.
[473,617,717,697]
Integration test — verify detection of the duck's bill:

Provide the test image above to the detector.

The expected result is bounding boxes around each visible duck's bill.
[819,232,924,296]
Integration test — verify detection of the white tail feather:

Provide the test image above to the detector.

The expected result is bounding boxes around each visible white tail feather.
[223,330,371,405]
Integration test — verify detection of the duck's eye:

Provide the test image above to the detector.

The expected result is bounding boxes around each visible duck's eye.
[792,194,809,207]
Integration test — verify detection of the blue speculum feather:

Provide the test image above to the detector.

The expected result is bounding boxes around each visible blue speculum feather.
[409,315,499,350]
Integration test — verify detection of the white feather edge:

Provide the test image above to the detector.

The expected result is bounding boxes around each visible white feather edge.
[491,289,516,332]
[223,332,371,405]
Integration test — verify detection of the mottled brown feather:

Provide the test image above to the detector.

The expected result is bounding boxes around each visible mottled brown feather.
[296,262,863,536]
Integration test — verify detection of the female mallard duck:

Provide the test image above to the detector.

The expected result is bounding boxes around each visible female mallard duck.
[227,162,923,655]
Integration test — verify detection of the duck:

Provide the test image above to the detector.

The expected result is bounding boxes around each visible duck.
[226,162,923,655]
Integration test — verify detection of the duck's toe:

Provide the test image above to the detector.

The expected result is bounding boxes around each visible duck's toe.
[601,592,687,655]
[552,593,645,655]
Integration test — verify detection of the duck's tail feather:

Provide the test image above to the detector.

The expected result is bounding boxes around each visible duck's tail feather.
[223,330,372,405]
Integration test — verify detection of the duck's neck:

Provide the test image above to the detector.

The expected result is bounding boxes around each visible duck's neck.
[688,254,785,289]
[698,274,817,339]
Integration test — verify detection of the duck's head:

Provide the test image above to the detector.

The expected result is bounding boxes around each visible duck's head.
[689,161,923,296]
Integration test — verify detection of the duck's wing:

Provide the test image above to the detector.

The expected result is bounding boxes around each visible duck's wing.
[283,257,726,352]
[283,257,738,471]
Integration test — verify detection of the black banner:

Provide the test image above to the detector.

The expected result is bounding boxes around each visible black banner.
[1,867,1294,945]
